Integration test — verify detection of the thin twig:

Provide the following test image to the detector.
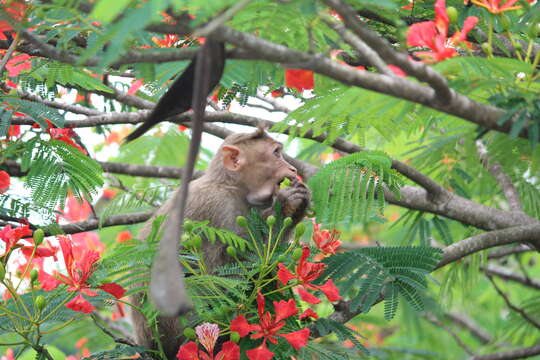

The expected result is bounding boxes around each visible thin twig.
[0,32,20,75]
[425,313,475,356]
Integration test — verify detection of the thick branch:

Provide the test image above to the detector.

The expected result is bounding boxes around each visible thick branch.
[214,26,530,141]
[488,245,533,259]
[436,224,540,269]
[55,211,153,235]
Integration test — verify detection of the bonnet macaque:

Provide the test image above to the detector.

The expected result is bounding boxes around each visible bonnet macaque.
[131,128,311,358]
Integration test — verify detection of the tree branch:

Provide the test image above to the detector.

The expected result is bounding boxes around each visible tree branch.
[445,312,493,345]
[467,344,540,360]
[482,264,540,291]
[425,313,475,356]
[487,275,540,330]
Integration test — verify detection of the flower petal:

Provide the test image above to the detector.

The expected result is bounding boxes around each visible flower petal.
[99,283,126,299]
[246,343,274,360]
[230,315,255,337]
[277,264,295,285]
[285,69,314,92]
[316,279,342,302]
[38,270,61,291]
[176,341,200,360]
[297,287,321,304]
[66,294,95,313]
[273,298,298,323]
[299,308,319,320]
[216,341,240,360]
[278,328,310,350]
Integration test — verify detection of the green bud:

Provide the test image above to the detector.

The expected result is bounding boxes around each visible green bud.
[292,248,303,261]
[181,234,191,243]
[230,331,240,343]
[266,216,276,227]
[515,42,523,51]
[35,295,46,311]
[192,235,202,250]
[226,246,237,258]
[277,254,287,263]
[481,42,491,54]
[0,262,5,281]
[294,222,306,240]
[33,229,45,246]
[236,216,248,228]
[446,6,458,23]
[183,220,194,233]
[183,328,196,339]
[183,239,193,249]
[30,269,38,283]
[283,217,293,227]
[179,316,189,327]
[500,15,511,32]
[528,23,540,39]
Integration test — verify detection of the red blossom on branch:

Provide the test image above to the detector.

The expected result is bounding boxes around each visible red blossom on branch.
[0,171,10,193]
[470,0,521,13]
[0,223,32,256]
[312,220,342,256]
[41,236,125,313]
[407,0,478,63]
[176,323,240,360]
[230,292,310,360]
[285,69,314,92]
[277,247,341,304]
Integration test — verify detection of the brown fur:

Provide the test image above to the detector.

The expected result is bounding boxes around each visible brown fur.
[130,129,310,359]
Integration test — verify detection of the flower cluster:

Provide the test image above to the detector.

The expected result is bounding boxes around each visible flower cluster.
[39,236,125,313]
[407,0,478,63]
[177,323,240,360]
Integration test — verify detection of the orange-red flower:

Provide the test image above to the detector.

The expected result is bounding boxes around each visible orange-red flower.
[470,0,521,13]
[116,230,133,243]
[127,79,144,95]
[7,125,20,138]
[230,292,310,360]
[312,220,341,256]
[407,0,478,63]
[41,236,126,313]
[177,323,240,360]
[0,223,32,256]
[49,127,87,154]
[278,247,341,304]
[285,69,314,92]
[0,171,10,193]
[5,54,31,77]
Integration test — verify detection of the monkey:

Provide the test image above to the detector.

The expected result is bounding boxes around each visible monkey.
[130,128,311,359]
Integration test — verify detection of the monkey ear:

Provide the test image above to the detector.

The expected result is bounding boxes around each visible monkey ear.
[222,145,246,171]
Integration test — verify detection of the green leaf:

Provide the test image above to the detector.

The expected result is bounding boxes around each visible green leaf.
[90,0,133,24]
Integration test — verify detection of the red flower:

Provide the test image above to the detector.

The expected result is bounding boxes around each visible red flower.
[0,171,10,193]
[5,54,31,77]
[270,89,283,98]
[127,79,144,95]
[0,0,26,40]
[176,323,240,360]
[230,292,309,359]
[407,0,478,63]
[153,34,180,47]
[277,247,341,304]
[470,0,521,13]
[7,125,20,138]
[299,308,318,320]
[178,125,188,132]
[41,236,125,313]
[116,230,133,243]
[285,69,314,92]
[312,220,341,256]
[0,223,32,256]
[402,0,414,10]
[49,127,87,154]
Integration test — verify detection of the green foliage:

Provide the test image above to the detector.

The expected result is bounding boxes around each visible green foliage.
[82,345,147,360]
[322,247,442,319]
[191,220,250,252]
[308,151,402,226]
[315,318,368,355]
[22,139,103,209]
[1,97,64,129]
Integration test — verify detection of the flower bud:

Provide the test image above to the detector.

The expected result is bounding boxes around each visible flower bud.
[266,216,276,227]
[481,42,490,54]
[181,234,190,243]
[283,217,293,227]
[230,331,240,343]
[446,6,458,23]
[280,178,291,189]
[292,248,303,261]
[226,246,237,258]
[277,254,287,263]
[35,295,46,311]
[183,220,194,233]
[236,216,248,228]
[528,23,540,39]
[294,222,306,240]
[0,262,5,281]
[30,269,38,283]
[500,15,510,32]
[514,42,523,51]
[192,235,202,250]
[183,327,196,339]
[33,229,45,246]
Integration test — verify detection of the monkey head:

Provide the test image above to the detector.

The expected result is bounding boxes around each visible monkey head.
[209,129,298,207]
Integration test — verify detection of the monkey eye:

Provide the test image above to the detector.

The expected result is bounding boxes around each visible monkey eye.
[273,147,281,157]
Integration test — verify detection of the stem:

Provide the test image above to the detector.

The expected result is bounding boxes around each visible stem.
[525,39,533,63]
[507,33,523,61]
[487,16,494,58]
[38,293,74,323]
[40,318,75,334]
[15,246,37,292]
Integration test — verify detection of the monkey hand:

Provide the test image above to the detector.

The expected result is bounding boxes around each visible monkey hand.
[275,179,311,222]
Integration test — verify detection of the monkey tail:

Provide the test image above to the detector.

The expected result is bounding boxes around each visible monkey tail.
[124,116,157,143]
